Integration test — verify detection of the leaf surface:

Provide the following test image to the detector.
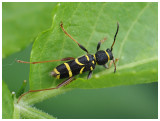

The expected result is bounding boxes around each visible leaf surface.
[28,2,157,96]
[19,105,56,119]
[2,2,57,58]
[2,80,14,119]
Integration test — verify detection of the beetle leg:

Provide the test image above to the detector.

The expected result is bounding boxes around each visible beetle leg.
[97,38,107,51]
[108,58,119,73]
[108,58,119,68]
[103,64,109,69]
[87,71,93,79]
[56,76,75,88]
[64,78,76,87]
[17,77,74,103]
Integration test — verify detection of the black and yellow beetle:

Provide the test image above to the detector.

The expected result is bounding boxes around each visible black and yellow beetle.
[17,22,119,102]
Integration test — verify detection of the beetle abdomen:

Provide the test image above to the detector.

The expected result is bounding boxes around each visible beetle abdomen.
[52,54,96,79]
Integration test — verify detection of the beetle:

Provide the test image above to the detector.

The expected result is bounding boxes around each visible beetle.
[17,22,119,102]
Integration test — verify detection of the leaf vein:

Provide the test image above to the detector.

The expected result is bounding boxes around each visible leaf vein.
[117,3,151,59]
[97,57,158,76]
[86,3,106,50]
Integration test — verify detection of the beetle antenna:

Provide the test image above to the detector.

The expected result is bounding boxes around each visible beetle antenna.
[111,22,119,51]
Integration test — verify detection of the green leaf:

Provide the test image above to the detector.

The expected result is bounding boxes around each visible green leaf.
[13,104,20,119]
[26,3,157,103]
[20,88,70,105]
[2,2,57,58]
[19,105,56,119]
[2,81,56,119]
[2,80,14,119]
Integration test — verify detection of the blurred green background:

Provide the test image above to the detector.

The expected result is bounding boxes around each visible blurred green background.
[2,2,158,119]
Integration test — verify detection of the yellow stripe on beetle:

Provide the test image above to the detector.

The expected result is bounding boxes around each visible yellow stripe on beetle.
[92,61,94,64]
[54,68,60,79]
[75,58,84,65]
[64,63,72,77]
[105,51,110,60]
[90,66,93,71]
[93,54,97,65]
[80,67,85,74]
[85,55,89,61]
